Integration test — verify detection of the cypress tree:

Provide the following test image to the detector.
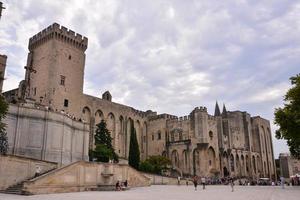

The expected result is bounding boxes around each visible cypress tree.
[91,120,118,162]
[0,95,8,155]
[128,122,140,169]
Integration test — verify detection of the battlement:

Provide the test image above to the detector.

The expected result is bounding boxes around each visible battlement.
[130,107,147,118]
[29,23,88,51]
[148,113,177,121]
[167,115,191,123]
[192,106,207,113]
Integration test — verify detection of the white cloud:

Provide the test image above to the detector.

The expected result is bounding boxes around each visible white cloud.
[1,0,299,158]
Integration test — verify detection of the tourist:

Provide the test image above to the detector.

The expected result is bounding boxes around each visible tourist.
[186,179,189,186]
[177,176,181,185]
[230,178,234,192]
[201,177,206,190]
[280,177,285,189]
[124,180,128,188]
[115,181,121,191]
[35,166,41,178]
[193,176,198,191]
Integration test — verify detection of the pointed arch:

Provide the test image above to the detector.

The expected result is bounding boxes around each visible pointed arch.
[118,115,125,157]
[94,109,103,125]
[107,112,116,147]
[207,147,216,170]
[82,106,91,123]
[171,150,179,168]
[182,150,188,172]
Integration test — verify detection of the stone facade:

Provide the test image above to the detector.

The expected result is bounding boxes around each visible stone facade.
[4,103,89,165]
[3,23,276,180]
[279,153,300,179]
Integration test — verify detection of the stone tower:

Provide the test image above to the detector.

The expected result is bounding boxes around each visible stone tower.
[0,54,7,93]
[25,23,88,117]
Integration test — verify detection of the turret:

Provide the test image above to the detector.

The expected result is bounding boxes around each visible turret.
[222,103,227,117]
[214,101,221,116]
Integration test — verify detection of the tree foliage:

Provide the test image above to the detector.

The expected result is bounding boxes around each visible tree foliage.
[128,123,140,169]
[90,120,118,162]
[0,95,8,155]
[275,73,300,158]
[139,155,171,174]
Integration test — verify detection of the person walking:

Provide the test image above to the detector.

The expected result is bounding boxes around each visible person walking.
[201,177,206,190]
[177,176,181,185]
[230,178,234,192]
[193,176,198,191]
[280,177,285,189]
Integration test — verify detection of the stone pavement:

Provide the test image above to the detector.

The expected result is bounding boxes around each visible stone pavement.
[0,185,299,200]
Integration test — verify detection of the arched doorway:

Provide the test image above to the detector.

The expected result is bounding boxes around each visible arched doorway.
[193,149,200,175]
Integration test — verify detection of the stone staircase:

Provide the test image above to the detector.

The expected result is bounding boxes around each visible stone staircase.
[0,181,28,195]
[0,167,57,195]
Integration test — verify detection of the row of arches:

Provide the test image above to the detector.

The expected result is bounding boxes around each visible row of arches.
[82,106,147,158]
[220,152,271,178]
[165,146,271,178]
[167,147,218,177]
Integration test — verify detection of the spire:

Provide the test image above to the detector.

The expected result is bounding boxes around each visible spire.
[222,103,227,116]
[214,101,221,116]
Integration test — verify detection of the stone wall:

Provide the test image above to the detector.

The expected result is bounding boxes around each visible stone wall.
[143,173,180,185]
[0,155,57,190]
[4,103,89,165]
[23,161,151,194]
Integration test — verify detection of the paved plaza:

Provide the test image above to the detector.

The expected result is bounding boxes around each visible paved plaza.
[0,185,299,200]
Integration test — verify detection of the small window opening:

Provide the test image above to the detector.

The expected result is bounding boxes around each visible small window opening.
[60,75,66,86]
[64,99,69,107]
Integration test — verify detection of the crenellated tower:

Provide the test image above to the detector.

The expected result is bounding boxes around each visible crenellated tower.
[24,23,88,117]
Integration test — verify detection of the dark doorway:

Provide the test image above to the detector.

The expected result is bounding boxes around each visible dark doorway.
[223,167,229,177]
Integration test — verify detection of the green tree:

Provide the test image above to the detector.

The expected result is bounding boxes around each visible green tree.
[90,120,118,162]
[275,74,300,158]
[140,155,171,174]
[128,123,140,169]
[0,95,8,155]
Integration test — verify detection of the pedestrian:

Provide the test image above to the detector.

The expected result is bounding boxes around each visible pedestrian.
[35,166,41,178]
[124,180,128,188]
[230,178,234,192]
[280,177,285,189]
[177,176,181,185]
[186,179,189,186]
[201,177,206,190]
[115,181,121,191]
[193,176,198,191]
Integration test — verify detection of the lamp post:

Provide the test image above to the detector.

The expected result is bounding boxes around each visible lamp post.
[0,2,5,20]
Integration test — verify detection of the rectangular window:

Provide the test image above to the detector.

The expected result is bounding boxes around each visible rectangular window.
[152,135,154,141]
[60,75,66,86]
[158,132,161,140]
[64,99,69,107]
[33,87,36,96]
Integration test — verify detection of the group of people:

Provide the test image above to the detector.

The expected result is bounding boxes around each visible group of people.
[115,180,128,191]
[178,176,235,192]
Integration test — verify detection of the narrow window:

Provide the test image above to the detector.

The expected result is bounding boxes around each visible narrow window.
[68,55,72,60]
[152,135,154,141]
[60,75,66,86]
[64,99,69,107]
[158,132,161,140]
[209,131,213,140]
[33,87,36,96]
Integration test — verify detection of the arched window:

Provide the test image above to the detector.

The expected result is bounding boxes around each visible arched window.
[230,154,235,172]
[157,131,161,140]
[209,131,213,140]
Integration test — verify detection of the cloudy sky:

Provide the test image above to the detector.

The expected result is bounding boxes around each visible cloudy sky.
[1,0,299,158]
